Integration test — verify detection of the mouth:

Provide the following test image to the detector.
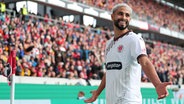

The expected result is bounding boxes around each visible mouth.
[119,20,126,26]
[114,19,129,30]
[119,21,126,24]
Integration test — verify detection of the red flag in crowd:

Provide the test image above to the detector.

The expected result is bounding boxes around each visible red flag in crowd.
[7,50,16,75]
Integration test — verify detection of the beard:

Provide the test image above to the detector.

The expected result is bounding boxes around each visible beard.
[114,19,129,30]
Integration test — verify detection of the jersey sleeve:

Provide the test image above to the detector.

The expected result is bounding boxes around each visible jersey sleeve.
[130,35,147,60]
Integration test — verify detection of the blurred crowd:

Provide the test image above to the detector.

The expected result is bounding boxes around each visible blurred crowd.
[144,42,184,86]
[0,1,183,86]
[71,0,184,33]
[0,13,109,81]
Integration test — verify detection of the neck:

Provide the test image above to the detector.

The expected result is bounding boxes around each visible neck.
[114,28,129,39]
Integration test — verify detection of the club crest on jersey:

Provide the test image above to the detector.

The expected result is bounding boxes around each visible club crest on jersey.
[117,45,123,52]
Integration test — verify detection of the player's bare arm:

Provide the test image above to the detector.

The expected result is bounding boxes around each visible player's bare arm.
[84,74,106,103]
[138,55,172,99]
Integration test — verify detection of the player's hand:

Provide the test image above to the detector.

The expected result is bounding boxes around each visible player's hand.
[156,82,172,99]
[84,90,98,103]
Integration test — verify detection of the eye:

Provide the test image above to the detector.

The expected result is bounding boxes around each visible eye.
[118,12,123,15]
[126,13,130,17]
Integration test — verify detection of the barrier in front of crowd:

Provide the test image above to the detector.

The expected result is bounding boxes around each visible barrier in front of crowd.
[0,75,184,104]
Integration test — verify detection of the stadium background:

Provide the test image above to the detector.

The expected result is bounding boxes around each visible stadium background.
[0,0,184,104]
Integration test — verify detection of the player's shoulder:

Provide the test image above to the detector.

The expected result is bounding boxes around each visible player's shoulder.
[127,31,138,37]
[106,37,114,44]
[127,31,144,41]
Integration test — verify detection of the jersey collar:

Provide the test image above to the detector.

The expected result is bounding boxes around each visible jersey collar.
[114,30,130,41]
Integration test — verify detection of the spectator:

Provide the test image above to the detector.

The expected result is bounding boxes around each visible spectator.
[77,91,86,100]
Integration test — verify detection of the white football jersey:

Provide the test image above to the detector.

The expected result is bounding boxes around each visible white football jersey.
[105,31,147,104]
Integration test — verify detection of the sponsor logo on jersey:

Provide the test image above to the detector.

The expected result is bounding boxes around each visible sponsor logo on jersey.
[106,62,122,70]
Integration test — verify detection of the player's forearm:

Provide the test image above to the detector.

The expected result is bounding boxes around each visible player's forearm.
[140,56,161,87]
[96,74,106,96]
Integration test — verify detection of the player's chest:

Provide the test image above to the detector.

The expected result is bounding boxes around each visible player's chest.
[105,41,130,61]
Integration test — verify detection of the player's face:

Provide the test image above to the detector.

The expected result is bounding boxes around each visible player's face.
[111,7,131,30]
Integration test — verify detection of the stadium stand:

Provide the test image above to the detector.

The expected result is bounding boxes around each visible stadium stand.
[71,0,184,33]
